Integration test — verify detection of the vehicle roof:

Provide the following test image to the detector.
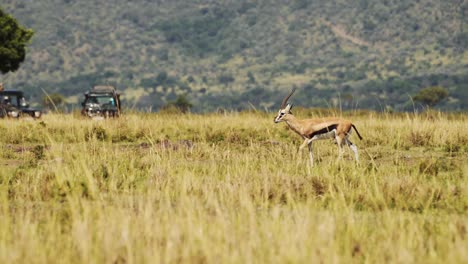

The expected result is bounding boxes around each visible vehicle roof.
[85,86,120,97]
[0,90,24,95]
[91,85,116,93]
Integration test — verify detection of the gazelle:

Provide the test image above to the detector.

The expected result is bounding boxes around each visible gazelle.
[274,88,363,166]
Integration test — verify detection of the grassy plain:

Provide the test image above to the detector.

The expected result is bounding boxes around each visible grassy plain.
[0,110,467,263]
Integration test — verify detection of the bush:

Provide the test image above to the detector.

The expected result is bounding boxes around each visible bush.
[413,86,449,107]
[42,93,65,111]
[161,95,193,113]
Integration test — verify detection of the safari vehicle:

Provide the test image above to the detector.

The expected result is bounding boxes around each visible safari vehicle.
[0,90,42,119]
[81,85,121,118]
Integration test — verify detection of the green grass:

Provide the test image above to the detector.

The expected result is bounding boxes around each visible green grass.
[0,111,467,263]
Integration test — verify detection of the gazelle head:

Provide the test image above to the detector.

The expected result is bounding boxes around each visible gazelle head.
[274,88,296,123]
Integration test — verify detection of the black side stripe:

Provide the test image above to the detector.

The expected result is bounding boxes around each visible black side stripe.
[351,124,363,140]
[308,124,337,139]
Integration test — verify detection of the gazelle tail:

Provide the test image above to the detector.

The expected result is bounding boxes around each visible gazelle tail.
[352,124,363,140]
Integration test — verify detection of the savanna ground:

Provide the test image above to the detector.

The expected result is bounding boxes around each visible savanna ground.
[0,109,466,263]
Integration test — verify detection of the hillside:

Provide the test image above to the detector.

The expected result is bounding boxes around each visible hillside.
[1,0,467,111]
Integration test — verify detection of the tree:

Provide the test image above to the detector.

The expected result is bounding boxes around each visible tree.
[247,71,256,84]
[218,73,235,85]
[162,94,193,113]
[0,8,34,74]
[156,71,168,85]
[42,93,65,110]
[413,86,449,107]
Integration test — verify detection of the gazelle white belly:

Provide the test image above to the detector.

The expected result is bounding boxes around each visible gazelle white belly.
[311,129,336,140]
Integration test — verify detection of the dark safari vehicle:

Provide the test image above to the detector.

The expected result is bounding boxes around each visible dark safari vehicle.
[81,85,121,118]
[0,86,42,119]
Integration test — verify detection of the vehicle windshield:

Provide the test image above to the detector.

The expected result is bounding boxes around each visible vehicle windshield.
[2,95,19,107]
[20,97,28,107]
[87,96,115,106]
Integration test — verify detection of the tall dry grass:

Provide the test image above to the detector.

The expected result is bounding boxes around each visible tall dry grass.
[0,111,466,263]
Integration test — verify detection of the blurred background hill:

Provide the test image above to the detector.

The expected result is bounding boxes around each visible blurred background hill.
[2,0,467,112]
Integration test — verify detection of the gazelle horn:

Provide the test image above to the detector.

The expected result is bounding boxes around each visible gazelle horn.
[280,87,297,108]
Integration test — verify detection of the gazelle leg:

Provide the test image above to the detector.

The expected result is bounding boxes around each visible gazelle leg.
[299,138,309,150]
[297,138,309,161]
[308,141,314,167]
[346,139,359,162]
[335,136,344,160]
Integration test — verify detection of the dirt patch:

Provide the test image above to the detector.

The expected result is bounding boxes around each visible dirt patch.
[1,159,22,167]
[322,20,371,47]
[5,144,51,153]
[138,140,195,151]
